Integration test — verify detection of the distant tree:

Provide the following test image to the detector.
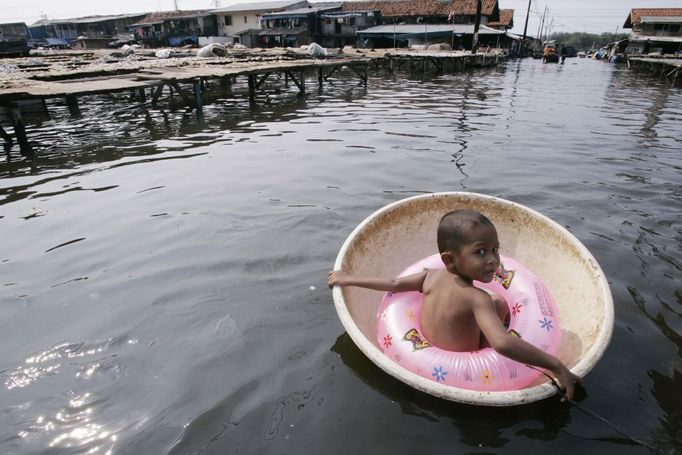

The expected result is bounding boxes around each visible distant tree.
[549,32,629,51]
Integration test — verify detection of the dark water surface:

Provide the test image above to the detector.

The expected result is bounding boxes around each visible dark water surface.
[1,58,680,454]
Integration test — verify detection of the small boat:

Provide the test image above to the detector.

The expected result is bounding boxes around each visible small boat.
[332,192,614,406]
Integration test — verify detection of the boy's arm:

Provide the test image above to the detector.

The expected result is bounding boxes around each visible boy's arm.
[328,270,428,293]
[472,293,581,401]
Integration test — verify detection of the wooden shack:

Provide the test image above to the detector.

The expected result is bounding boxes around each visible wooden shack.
[0,23,30,57]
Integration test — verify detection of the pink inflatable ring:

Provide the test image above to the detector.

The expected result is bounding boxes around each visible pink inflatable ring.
[377,253,561,392]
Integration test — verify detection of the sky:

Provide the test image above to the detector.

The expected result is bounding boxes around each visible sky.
[1,0,681,34]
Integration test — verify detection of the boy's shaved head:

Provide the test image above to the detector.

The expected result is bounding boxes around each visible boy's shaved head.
[437,210,494,253]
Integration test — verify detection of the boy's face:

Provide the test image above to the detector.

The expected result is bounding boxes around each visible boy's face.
[446,224,500,282]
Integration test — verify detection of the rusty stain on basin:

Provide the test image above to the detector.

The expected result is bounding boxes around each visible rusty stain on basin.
[332,192,614,406]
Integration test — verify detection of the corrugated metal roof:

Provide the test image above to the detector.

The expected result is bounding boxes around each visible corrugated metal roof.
[639,16,682,24]
[30,13,145,26]
[488,8,513,27]
[342,1,498,18]
[131,10,214,27]
[262,5,341,18]
[624,8,682,28]
[321,11,377,18]
[212,1,305,13]
[357,23,504,35]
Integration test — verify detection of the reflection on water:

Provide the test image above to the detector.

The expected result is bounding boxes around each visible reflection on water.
[649,369,682,453]
[330,332,574,446]
[0,58,680,454]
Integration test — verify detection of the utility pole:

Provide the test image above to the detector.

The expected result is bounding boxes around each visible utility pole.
[536,11,542,40]
[471,0,482,54]
[521,0,531,55]
[546,17,555,40]
[538,6,547,44]
[173,0,179,11]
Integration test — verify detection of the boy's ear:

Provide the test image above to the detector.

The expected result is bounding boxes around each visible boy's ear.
[440,251,454,266]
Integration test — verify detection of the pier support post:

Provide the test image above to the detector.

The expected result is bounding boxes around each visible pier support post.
[247,74,256,104]
[347,64,368,86]
[299,70,305,95]
[65,95,80,117]
[168,80,192,108]
[255,73,271,90]
[9,104,32,155]
[151,84,165,105]
[318,68,323,89]
[193,79,204,115]
[220,76,232,94]
[0,123,12,147]
[137,88,146,103]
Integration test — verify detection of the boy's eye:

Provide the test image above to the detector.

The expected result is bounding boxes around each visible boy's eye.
[475,248,486,256]
[493,247,499,254]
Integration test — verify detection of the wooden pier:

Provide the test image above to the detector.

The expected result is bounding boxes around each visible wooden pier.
[378,50,503,75]
[0,48,505,155]
[627,57,682,86]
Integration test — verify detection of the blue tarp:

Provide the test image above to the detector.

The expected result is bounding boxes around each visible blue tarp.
[168,35,198,47]
[45,38,71,47]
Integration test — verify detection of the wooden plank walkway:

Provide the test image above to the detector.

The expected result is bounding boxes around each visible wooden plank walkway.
[0,48,506,154]
[627,57,682,86]
[0,58,369,101]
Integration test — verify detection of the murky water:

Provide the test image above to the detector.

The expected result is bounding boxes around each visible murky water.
[1,58,680,454]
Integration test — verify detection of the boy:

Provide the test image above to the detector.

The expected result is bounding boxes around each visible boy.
[328,209,580,401]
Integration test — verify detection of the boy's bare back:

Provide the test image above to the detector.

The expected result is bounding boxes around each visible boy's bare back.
[420,269,492,351]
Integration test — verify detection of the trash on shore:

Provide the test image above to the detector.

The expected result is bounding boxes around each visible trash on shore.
[307,43,327,58]
[155,49,174,59]
[197,43,228,58]
[121,44,136,56]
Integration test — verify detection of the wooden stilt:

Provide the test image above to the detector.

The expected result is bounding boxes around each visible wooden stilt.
[0,123,12,147]
[9,105,32,155]
[168,79,193,107]
[137,88,146,102]
[318,68,324,88]
[193,79,203,110]
[247,74,256,103]
[151,83,165,105]
[220,76,232,93]
[255,72,271,89]
[347,64,368,85]
[285,71,302,92]
[323,66,340,81]
[65,95,80,116]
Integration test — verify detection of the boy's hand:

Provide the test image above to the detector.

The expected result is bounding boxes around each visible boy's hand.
[328,270,347,288]
[552,364,582,402]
